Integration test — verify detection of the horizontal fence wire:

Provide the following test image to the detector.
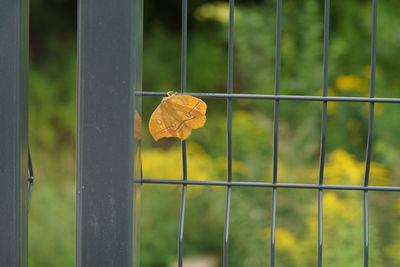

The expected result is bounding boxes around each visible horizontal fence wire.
[136,91,400,103]
[133,179,400,192]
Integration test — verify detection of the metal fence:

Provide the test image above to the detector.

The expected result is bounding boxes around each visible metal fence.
[136,0,389,267]
[0,0,29,266]
[1,0,399,266]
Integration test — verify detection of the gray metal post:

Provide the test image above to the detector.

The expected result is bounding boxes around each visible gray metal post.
[0,0,29,266]
[76,0,141,266]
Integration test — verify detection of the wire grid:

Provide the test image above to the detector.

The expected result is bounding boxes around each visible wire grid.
[133,0,391,266]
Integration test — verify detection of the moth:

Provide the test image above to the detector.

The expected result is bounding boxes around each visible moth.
[149,91,207,141]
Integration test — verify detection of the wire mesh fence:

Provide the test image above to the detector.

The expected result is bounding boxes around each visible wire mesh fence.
[132,0,397,266]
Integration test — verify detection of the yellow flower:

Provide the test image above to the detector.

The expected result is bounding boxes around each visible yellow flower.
[259,227,296,250]
[323,192,356,220]
[216,157,248,176]
[142,143,215,197]
[275,227,296,249]
[318,87,337,115]
[324,150,364,184]
[195,2,230,23]
[335,74,365,92]
[142,142,247,197]
[369,162,390,186]
[322,150,389,186]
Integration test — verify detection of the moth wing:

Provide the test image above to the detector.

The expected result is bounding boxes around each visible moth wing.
[167,95,207,117]
[159,103,193,140]
[149,104,176,141]
[165,95,207,137]
[184,114,206,129]
[175,123,193,140]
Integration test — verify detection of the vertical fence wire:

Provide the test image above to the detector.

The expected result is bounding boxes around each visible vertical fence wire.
[178,0,188,265]
[363,0,378,266]
[363,191,369,267]
[270,0,282,266]
[317,0,330,265]
[223,0,234,266]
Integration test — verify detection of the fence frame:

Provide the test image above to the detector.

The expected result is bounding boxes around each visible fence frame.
[0,0,29,266]
[75,0,141,266]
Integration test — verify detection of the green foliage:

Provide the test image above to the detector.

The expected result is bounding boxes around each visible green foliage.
[30,37,76,152]
[28,148,75,267]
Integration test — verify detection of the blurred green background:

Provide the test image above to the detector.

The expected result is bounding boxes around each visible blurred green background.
[29,0,400,266]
